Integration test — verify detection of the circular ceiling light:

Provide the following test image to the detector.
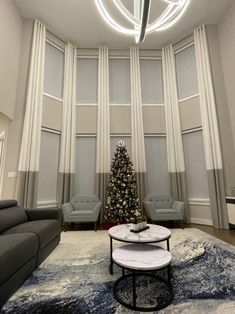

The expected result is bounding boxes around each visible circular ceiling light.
[95,0,191,43]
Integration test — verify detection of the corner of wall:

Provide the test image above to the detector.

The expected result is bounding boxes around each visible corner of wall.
[1,19,34,200]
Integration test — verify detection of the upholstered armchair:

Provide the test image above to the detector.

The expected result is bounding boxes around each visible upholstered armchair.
[143,195,184,228]
[62,195,101,231]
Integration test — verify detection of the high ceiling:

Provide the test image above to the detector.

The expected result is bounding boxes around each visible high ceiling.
[14,0,233,48]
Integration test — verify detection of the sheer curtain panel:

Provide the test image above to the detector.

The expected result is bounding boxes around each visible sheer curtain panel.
[96,46,110,223]
[17,20,46,208]
[58,43,77,205]
[130,47,147,211]
[194,25,228,229]
[162,45,189,223]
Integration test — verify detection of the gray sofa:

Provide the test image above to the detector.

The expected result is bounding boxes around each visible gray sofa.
[0,200,62,308]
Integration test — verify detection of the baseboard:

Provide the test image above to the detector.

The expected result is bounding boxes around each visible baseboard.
[188,198,210,206]
[190,217,213,226]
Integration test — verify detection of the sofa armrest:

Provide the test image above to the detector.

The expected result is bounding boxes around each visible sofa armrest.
[143,201,155,220]
[25,208,62,224]
[62,203,74,222]
[143,201,155,210]
[93,202,102,220]
[172,201,185,218]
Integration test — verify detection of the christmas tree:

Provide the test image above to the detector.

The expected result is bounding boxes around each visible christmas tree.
[104,140,141,224]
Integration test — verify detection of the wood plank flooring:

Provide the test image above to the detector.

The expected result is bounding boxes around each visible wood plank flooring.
[187,224,235,246]
[67,222,235,246]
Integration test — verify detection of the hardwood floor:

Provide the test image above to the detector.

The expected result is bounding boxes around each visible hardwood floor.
[66,222,235,246]
[187,224,235,246]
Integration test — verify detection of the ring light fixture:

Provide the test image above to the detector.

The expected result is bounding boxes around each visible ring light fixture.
[95,0,191,43]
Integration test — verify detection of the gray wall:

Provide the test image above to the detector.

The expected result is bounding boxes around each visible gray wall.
[0,0,22,119]
[218,1,235,151]
[207,25,235,195]
[0,114,10,134]
[1,20,33,199]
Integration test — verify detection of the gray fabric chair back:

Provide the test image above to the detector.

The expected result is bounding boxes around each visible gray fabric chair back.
[71,195,100,211]
[0,200,28,233]
[145,195,173,209]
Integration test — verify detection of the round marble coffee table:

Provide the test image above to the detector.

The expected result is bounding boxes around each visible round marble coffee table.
[108,224,171,274]
[112,243,172,311]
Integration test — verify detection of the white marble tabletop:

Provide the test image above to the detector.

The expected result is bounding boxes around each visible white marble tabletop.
[108,223,171,243]
[113,244,172,270]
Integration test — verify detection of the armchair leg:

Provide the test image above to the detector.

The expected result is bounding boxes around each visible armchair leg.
[64,222,68,232]
[181,220,184,229]
[94,222,97,232]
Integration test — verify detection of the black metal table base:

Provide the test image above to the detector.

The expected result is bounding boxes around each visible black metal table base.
[113,271,173,312]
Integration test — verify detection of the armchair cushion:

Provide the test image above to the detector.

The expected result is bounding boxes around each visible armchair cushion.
[71,210,94,216]
[154,208,179,215]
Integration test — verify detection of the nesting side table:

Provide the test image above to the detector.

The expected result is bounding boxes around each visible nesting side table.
[112,243,172,311]
[108,223,171,275]
[108,224,172,311]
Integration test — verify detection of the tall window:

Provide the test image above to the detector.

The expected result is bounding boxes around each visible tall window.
[175,44,198,100]
[109,59,130,104]
[75,137,96,194]
[145,136,170,195]
[183,131,209,199]
[141,58,167,195]
[76,55,98,195]
[140,59,164,104]
[38,131,60,205]
[77,58,98,104]
[44,41,64,99]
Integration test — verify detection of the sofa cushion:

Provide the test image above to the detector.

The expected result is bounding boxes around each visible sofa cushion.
[0,233,37,286]
[0,202,28,234]
[3,220,60,250]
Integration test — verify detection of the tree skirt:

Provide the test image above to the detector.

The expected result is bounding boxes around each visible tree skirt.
[1,228,235,313]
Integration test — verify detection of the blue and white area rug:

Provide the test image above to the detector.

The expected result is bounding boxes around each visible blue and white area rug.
[1,228,235,313]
